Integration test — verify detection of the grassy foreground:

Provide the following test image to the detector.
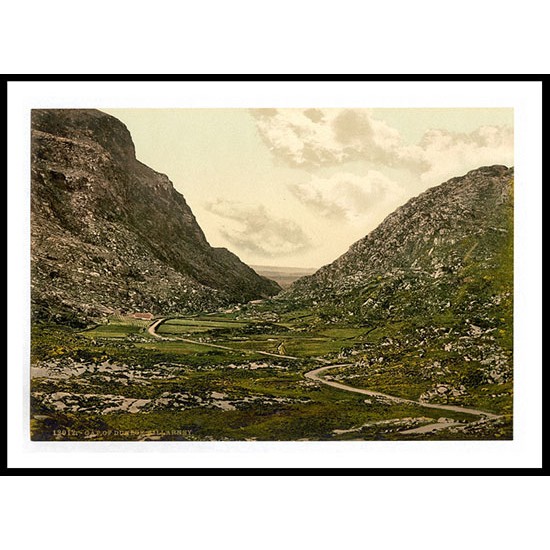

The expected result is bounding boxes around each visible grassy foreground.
[30,309,512,441]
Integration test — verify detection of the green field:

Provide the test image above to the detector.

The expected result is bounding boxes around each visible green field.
[30,311,512,441]
[158,317,250,334]
[82,319,151,339]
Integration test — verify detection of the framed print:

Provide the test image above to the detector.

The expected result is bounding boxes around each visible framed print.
[6,76,544,471]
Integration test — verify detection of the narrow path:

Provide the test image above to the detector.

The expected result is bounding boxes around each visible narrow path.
[147,318,167,338]
[149,318,500,421]
[148,318,298,359]
[256,350,299,360]
[305,364,500,419]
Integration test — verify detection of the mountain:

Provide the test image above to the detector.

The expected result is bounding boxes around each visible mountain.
[31,109,280,325]
[249,265,318,289]
[281,165,513,321]
[277,166,513,406]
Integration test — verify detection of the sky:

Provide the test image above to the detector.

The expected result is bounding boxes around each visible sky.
[102,108,513,269]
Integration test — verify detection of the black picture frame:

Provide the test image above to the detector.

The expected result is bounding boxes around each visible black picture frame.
[4,74,545,475]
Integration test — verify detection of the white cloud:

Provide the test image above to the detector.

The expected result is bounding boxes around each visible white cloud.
[252,108,343,166]
[251,108,427,171]
[205,199,310,257]
[251,109,513,182]
[418,125,514,184]
[289,171,407,224]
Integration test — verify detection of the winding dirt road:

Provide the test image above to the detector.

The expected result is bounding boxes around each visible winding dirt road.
[147,318,167,338]
[305,363,500,419]
[148,318,500,421]
[148,318,298,359]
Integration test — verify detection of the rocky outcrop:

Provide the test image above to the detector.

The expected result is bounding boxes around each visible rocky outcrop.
[31,109,280,324]
[280,165,513,325]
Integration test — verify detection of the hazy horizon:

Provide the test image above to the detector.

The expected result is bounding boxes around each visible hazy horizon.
[102,108,513,269]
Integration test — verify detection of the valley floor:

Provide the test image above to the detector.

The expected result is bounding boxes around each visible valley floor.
[30,309,513,441]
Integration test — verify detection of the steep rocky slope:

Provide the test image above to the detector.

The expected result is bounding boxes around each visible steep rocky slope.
[277,166,513,411]
[281,165,513,324]
[31,109,280,324]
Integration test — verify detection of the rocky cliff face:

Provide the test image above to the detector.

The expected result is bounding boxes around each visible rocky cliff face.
[281,165,513,325]
[31,109,280,324]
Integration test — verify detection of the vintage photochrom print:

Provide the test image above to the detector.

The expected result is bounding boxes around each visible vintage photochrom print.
[30,107,514,442]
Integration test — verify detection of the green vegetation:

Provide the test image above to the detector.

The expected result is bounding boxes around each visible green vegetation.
[30,163,514,442]
[158,317,249,334]
[30,115,514,443]
[82,319,150,339]
[30,305,512,441]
